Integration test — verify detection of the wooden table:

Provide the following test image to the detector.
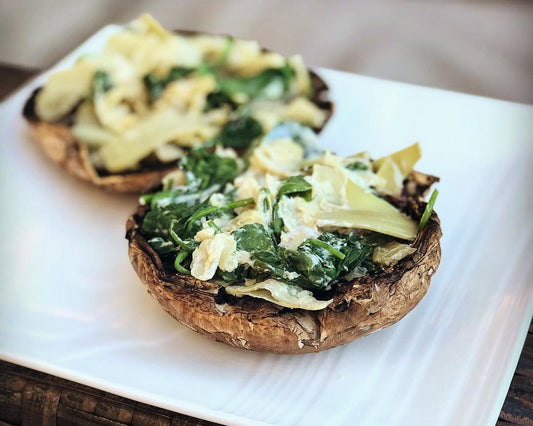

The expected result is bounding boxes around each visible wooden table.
[0,64,531,425]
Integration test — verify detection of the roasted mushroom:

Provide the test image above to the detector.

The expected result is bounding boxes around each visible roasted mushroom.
[125,140,442,354]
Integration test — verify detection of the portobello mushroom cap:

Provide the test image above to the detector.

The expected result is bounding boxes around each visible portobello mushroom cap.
[22,31,333,194]
[125,172,442,354]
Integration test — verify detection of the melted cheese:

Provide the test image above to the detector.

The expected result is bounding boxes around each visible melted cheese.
[249,138,304,177]
[250,97,327,131]
[155,75,216,113]
[190,233,239,280]
[35,61,95,122]
[278,197,319,250]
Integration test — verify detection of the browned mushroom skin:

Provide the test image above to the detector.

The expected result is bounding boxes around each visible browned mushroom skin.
[21,32,333,194]
[125,173,442,354]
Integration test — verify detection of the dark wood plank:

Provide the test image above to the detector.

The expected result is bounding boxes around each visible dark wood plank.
[0,360,219,426]
[0,64,531,425]
[0,63,38,100]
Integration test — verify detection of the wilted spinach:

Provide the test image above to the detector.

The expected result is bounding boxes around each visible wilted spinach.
[346,161,369,171]
[205,91,236,111]
[180,147,238,191]
[271,175,313,237]
[143,66,194,102]
[216,64,294,101]
[231,224,376,292]
[215,116,263,149]
[277,176,312,201]
[91,70,113,98]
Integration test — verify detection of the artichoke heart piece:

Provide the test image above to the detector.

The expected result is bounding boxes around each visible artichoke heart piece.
[99,109,217,172]
[35,62,95,122]
[320,180,418,240]
[317,209,417,241]
[373,241,416,267]
[373,142,421,176]
[375,157,404,197]
[225,279,332,310]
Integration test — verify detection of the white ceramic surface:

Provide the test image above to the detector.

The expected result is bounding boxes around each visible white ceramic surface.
[1,27,532,426]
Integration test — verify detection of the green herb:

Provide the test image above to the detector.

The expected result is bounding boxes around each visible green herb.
[215,116,263,149]
[418,189,439,231]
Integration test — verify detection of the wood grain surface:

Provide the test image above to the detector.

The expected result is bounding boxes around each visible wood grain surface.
[0,65,531,425]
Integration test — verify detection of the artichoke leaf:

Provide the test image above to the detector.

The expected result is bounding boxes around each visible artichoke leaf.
[372,241,416,267]
[35,61,95,122]
[225,279,332,310]
[317,209,417,240]
[99,109,217,172]
[373,142,421,176]
[375,157,404,197]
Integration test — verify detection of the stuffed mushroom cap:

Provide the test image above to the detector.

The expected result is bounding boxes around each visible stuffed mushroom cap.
[125,171,442,354]
[22,17,333,194]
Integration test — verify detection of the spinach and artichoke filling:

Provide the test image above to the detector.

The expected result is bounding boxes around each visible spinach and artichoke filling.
[140,123,436,310]
[34,14,327,174]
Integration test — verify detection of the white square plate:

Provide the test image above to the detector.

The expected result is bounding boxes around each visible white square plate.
[1,26,532,426]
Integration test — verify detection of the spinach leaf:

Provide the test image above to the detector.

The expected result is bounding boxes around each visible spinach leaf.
[205,91,236,111]
[147,237,177,256]
[142,207,180,240]
[215,116,263,149]
[91,70,113,97]
[143,74,165,101]
[143,66,194,102]
[220,264,247,284]
[167,66,194,81]
[346,161,368,171]
[183,197,254,237]
[257,188,272,219]
[232,223,288,279]
[271,175,312,237]
[278,175,312,201]
[272,203,283,236]
[216,64,294,100]
[283,237,342,290]
[233,223,275,253]
[179,148,238,191]
[338,237,374,276]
